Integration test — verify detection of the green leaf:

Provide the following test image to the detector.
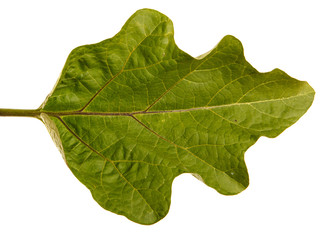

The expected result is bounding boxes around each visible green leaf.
[0,9,314,225]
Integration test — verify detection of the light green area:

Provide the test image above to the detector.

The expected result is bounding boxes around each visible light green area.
[37,9,314,224]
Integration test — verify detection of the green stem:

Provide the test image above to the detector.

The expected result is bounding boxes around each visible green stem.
[0,108,41,118]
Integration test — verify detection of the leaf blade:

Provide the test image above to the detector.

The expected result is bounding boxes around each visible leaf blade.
[39,9,315,224]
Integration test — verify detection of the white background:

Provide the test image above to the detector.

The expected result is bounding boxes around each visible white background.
[0,0,329,239]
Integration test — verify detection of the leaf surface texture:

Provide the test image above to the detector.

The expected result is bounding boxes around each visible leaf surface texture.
[40,9,314,224]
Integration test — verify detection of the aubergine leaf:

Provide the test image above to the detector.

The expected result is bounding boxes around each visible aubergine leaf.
[0,9,314,225]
